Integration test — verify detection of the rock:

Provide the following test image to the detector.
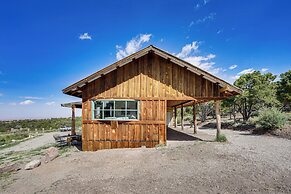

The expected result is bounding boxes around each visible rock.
[0,163,21,173]
[44,147,59,163]
[24,160,41,170]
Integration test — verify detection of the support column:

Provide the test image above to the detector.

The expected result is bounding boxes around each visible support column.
[215,100,221,138]
[71,105,76,136]
[174,106,177,128]
[193,103,197,134]
[181,105,184,130]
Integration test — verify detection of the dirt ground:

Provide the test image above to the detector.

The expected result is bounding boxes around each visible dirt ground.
[1,127,291,194]
[0,132,69,154]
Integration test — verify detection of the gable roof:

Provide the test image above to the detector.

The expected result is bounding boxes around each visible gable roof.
[63,45,242,97]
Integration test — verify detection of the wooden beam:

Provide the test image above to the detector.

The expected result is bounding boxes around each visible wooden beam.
[219,86,231,93]
[193,104,197,134]
[215,100,221,138]
[71,105,76,136]
[171,100,193,107]
[174,106,177,128]
[181,105,184,130]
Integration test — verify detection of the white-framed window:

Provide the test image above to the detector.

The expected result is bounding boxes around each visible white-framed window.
[92,100,139,121]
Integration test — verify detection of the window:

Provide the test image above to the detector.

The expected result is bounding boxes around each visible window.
[92,100,139,120]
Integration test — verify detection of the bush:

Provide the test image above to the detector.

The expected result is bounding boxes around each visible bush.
[216,134,227,142]
[253,108,287,130]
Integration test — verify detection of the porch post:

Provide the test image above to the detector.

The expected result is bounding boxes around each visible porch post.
[71,104,76,136]
[181,105,184,130]
[215,100,221,138]
[174,106,177,128]
[193,103,197,134]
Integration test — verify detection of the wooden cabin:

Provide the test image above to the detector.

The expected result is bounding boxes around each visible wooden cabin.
[62,45,241,151]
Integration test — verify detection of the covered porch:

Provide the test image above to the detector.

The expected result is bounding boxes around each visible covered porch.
[166,98,223,142]
[61,101,82,137]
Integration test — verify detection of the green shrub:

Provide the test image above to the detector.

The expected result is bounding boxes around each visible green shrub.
[216,134,227,142]
[253,108,287,130]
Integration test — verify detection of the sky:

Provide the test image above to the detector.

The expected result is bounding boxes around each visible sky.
[0,0,291,120]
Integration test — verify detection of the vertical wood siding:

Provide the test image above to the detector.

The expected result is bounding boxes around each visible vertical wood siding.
[82,100,166,151]
[82,53,222,101]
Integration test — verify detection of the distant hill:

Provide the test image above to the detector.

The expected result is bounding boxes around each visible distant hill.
[0,117,82,133]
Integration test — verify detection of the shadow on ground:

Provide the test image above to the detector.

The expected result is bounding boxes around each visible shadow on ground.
[199,121,255,132]
[167,127,202,141]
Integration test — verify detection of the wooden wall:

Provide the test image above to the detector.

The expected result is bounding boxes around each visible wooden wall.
[82,100,166,151]
[80,52,221,151]
[82,53,220,101]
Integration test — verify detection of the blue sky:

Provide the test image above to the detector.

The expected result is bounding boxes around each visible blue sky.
[0,0,290,120]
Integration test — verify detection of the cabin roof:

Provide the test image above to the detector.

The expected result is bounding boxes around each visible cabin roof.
[63,45,242,97]
[61,101,82,108]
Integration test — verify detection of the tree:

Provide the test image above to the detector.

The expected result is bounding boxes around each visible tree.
[222,97,237,121]
[234,71,279,121]
[197,102,214,122]
[277,70,291,110]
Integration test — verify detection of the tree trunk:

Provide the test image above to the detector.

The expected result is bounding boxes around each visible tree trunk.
[215,100,221,138]
[243,98,248,121]
[193,104,197,134]
[174,106,177,128]
[233,103,236,122]
[71,105,76,136]
[181,105,184,130]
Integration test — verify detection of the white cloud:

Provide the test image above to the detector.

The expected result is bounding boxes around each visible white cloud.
[116,33,152,60]
[20,100,34,105]
[176,42,219,74]
[232,68,255,80]
[195,0,210,10]
[79,33,92,40]
[210,67,222,75]
[20,96,43,100]
[203,0,210,4]
[176,42,199,58]
[45,101,55,106]
[238,68,255,75]
[229,64,237,70]
[195,13,216,24]
[189,21,194,27]
[217,29,223,34]
[232,75,240,80]
[261,68,268,72]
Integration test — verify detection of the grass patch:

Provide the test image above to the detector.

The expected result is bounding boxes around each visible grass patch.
[0,133,29,146]
[0,143,58,165]
[58,145,72,156]
[0,133,43,150]
[216,134,227,142]
[155,144,166,148]
[0,172,11,180]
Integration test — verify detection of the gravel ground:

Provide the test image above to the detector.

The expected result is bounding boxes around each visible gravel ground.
[1,128,291,194]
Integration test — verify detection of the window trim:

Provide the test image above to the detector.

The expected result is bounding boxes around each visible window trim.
[91,99,140,121]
